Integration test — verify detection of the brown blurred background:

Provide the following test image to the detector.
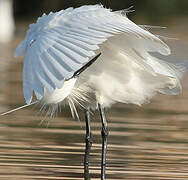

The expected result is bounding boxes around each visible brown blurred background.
[13,0,188,22]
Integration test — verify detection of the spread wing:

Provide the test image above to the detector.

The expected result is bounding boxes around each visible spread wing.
[15,5,171,104]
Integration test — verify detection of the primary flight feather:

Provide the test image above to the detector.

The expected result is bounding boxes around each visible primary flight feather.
[14,5,185,113]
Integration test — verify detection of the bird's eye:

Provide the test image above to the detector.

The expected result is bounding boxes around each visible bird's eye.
[29,39,36,46]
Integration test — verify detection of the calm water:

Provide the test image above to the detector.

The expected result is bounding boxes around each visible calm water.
[0,24,188,180]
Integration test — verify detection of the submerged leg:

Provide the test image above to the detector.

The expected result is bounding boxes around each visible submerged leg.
[98,104,109,180]
[84,107,93,180]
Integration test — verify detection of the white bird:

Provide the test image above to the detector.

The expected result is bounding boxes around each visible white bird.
[0,0,14,43]
[2,5,187,180]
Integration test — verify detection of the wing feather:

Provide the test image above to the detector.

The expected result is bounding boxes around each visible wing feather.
[53,43,88,64]
[66,32,106,44]
[32,62,55,93]
[53,38,95,57]
[31,71,44,100]
[59,36,99,51]
[41,52,68,80]
[38,55,63,89]
[24,51,44,101]
[22,57,33,104]
[47,29,100,51]
[48,47,82,72]
[90,24,122,34]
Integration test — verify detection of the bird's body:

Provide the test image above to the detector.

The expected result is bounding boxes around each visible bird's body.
[10,5,187,180]
[15,5,184,115]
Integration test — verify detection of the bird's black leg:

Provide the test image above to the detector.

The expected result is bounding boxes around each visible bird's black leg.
[98,104,109,180]
[84,107,93,180]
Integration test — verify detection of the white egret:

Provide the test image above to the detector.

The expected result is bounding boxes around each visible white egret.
[2,5,187,180]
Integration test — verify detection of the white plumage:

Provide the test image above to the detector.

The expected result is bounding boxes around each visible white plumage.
[14,5,185,116]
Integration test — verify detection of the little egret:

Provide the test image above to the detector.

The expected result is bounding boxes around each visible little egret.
[2,5,187,180]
